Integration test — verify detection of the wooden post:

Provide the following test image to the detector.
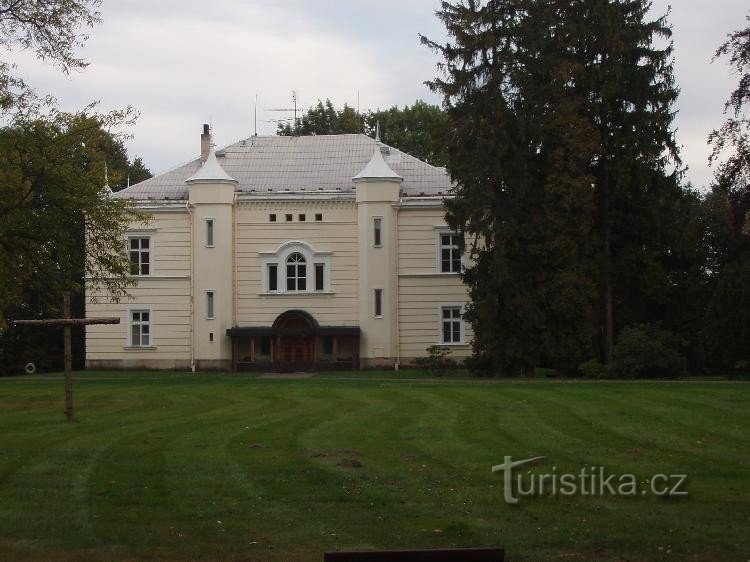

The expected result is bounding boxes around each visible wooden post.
[63,292,74,422]
[13,299,119,422]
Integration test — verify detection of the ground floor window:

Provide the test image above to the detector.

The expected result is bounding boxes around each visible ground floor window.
[130,310,151,346]
[441,306,462,344]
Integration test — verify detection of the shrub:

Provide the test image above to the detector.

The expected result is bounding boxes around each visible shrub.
[611,324,687,379]
[414,345,456,376]
[578,359,609,379]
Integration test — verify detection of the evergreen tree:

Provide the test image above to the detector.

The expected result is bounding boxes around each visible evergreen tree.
[423,0,683,373]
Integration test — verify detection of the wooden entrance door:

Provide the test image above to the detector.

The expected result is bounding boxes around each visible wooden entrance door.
[280,336,313,363]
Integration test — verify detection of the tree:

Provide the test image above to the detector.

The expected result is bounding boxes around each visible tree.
[0,111,141,333]
[0,0,143,356]
[364,101,448,166]
[0,0,101,115]
[701,13,750,369]
[423,0,683,374]
[277,99,361,136]
[422,1,598,375]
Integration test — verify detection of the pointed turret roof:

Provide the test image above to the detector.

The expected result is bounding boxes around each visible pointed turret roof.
[352,146,402,183]
[186,146,237,184]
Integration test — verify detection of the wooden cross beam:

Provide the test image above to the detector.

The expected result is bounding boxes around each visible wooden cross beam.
[12,292,119,422]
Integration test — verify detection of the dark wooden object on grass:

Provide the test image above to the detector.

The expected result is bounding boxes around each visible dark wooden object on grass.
[12,292,119,422]
[323,547,504,562]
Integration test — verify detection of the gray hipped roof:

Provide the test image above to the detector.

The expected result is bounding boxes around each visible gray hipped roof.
[114,134,451,200]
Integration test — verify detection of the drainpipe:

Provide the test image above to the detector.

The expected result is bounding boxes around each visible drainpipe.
[394,197,402,370]
[186,200,195,372]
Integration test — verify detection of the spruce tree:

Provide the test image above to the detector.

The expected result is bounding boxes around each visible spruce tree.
[423,0,682,373]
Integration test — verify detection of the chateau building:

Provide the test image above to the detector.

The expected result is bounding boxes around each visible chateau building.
[86,126,472,371]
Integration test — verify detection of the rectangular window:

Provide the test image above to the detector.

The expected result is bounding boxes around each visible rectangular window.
[206,219,214,247]
[439,233,461,273]
[269,213,277,222]
[315,263,324,291]
[285,214,293,222]
[268,264,278,291]
[322,336,334,355]
[130,310,150,347]
[441,306,462,343]
[373,217,382,247]
[206,291,215,319]
[315,213,323,221]
[128,237,151,276]
[374,288,383,317]
[299,213,306,222]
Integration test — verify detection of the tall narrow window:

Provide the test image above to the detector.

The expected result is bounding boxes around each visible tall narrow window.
[206,219,214,247]
[315,263,325,291]
[373,217,382,247]
[441,306,462,343]
[128,237,151,276]
[130,310,150,346]
[439,233,461,273]
[374,289,383,317]
[206,291,215,319]
[286,253,306,291]
[268,264,278,291]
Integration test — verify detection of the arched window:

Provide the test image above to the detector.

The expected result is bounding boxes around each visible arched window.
[286,252,306,291]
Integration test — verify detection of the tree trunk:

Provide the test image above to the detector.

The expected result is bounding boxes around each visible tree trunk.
[63,292,74,422]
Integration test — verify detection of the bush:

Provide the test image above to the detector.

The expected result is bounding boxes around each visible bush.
[414,345,456,376]
[578,359,608,379]
[611,324,686,379]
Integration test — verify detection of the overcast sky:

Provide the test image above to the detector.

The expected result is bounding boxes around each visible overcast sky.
[13,0,749,188]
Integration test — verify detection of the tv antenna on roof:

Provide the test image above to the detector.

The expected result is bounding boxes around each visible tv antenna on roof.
[265,90,300,133]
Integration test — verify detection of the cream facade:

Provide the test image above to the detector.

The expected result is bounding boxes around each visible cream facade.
[86,129,472,371]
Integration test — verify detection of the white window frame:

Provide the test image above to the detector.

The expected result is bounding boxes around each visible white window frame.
[374,288,384,318]
[127,235,153,276]
[373,216,383,248]
[206,290,215,319]
[435,229,462,274]
[259,241,332,294]
[285,252,307,292]
[128,308,153,347]
[438,303,465,345]
[205,217,215,248]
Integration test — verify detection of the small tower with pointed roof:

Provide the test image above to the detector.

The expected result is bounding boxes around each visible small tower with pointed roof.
[353,145,402,367]
[186,125,237,370]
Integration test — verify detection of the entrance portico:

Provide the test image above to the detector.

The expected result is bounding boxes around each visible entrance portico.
[227,310,360,372]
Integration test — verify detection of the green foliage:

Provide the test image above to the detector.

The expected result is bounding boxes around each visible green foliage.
[364,101,448,166]
[0,0,101,115]
[422,1,685,373]
[277,99,361,136]
[413,345,457,375]
[611,324,686,378]
[699,14,750,369]
[0,110,143,332]
[578,359,609,379]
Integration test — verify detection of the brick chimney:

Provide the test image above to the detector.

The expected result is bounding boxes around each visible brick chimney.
[200,123,211,162]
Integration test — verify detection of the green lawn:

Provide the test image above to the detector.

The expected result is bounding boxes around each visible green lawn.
[0,372,748,561]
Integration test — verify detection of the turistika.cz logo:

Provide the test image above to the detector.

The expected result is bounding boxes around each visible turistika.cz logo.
[492,456,688,505]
